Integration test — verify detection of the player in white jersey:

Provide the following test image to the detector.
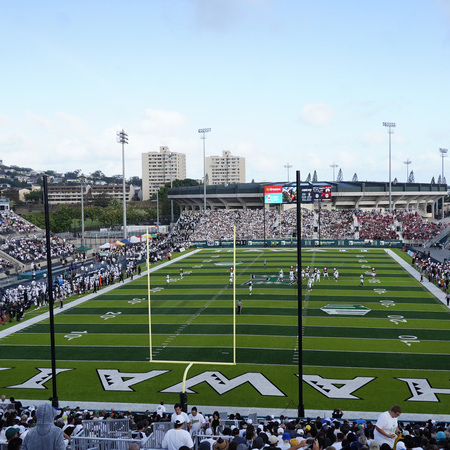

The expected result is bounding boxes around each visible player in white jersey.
[372,267,376,278]
[307,274,314,291]
[289,271,295,284]
[315,268,321,283]
[360,274,364,286]
[278,269,284,281]
[333,268,339,282]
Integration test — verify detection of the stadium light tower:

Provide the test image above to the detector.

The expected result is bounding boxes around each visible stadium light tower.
[404,159,411,182]
[439,148,448,219]
[330,162,338,182]
[383,122,396,213]
[79,175,86,247]
[284,163,293,182]
[117,129,128,239]
[198,128,211,211]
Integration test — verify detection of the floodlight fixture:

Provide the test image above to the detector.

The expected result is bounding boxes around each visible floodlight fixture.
[117,129,128,239]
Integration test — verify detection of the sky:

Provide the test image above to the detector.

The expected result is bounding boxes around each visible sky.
[1,0,450,184]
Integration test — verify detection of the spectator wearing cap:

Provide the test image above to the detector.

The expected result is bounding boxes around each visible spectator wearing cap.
[5,427,20,443]
[269,434,282,450]
[214,437,230,450]
[162,416,194,450]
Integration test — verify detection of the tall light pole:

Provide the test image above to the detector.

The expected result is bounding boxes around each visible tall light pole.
[198,128,211,211]
[117,129,128,239]
[404,159,412,182]
[156,190,159,231]
[284,163,293,182]
[79,175,85,247]
[383,122,396,213]
[330,163,338,182]
[439,148,448,219]
[169,152,174,224]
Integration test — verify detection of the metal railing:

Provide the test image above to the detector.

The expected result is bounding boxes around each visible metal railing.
[70,419,173,450]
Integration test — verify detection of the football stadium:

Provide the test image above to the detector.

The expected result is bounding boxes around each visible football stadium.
[0,180,449,448]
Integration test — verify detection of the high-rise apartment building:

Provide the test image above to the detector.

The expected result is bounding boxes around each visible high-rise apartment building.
[141,146,186,200]
[205,150,245,185]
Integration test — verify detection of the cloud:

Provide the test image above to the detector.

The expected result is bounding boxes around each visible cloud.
[25,110,52,129]
[55,112,90,134]
[137,109,187,133]
[300,103,334,126]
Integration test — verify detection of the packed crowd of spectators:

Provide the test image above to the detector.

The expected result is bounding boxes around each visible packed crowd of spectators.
[319,210,354,239]
[0,229,187,325]
[395,211,447,242]
[0,400,448,450]
[0,236,75,264]
[190,209,279,241]
[355,211,399,240]
[281,209,314,238]
[168,211,203,244]
[0,211,38,234]
[181,208,446,243]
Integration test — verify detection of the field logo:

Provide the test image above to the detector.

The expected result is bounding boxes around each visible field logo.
[374,289,387,294]
[303,375,375,399]
[398,378,450,402]
[321,305,371,316]
[161,371,285,396]
[248,274,295,285]
[8,368,73,389]
[97,369,169,392]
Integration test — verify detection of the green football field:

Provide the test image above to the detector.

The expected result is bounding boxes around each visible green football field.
[0,247,449,416]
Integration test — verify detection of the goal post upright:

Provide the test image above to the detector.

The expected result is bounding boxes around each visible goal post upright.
[145,227,237,411]
[147,226,153,362]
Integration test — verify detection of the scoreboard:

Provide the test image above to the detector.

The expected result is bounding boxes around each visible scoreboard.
[264,183,332,204]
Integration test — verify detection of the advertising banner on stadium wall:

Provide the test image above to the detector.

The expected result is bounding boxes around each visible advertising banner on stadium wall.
[190,239,402,248]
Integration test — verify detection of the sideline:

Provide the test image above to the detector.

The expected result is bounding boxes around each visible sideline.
[385,249,448,306]
[0,249,202,340]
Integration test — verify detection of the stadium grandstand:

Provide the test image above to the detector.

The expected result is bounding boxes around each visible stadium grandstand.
[0,184,449,449]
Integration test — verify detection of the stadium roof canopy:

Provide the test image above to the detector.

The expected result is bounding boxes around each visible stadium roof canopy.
[168,181,447,212]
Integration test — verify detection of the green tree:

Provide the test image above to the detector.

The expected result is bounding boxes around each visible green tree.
[21,212,46,229]
[24,189,43,204]
[51,204,75,232]
[1,188,20,205]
